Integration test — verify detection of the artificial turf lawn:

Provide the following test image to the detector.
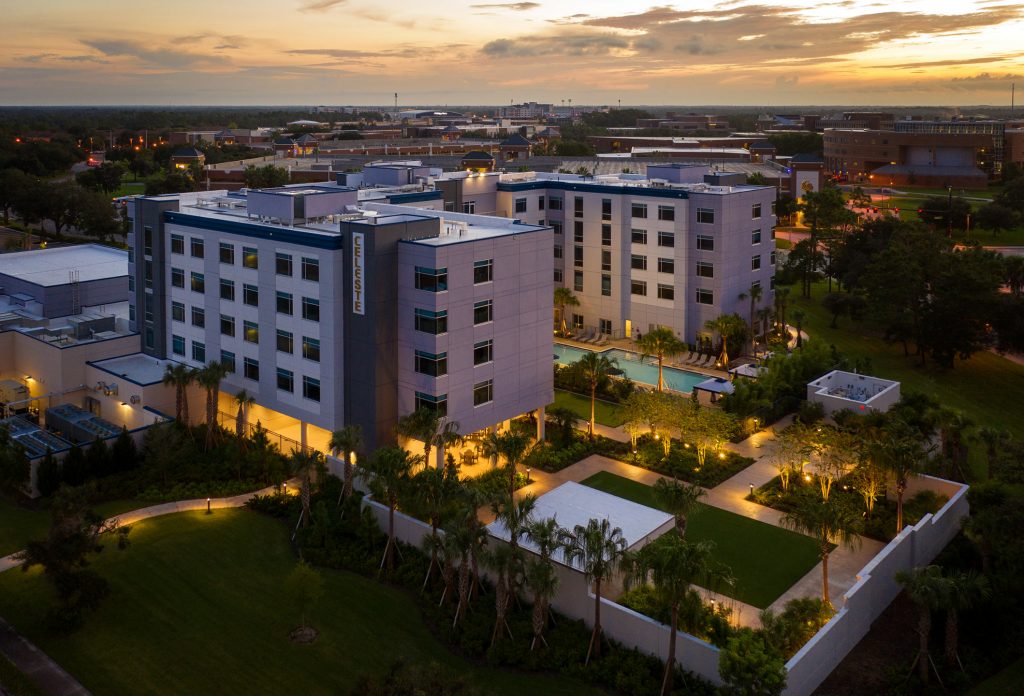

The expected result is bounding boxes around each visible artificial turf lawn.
[0,509,587,696]
[792,281,1024,442]
[0,496,143,558]
[580,471,822,609]
[551,389,626,427]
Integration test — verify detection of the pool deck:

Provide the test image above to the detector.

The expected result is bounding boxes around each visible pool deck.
[555,335,734,385]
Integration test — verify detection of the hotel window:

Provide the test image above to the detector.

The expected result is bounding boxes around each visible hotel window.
[770,251,777,265]
[144,295,154,322]
[144,227,153,256]
[473,379,493,406]
[243,320,259,344]
[276,252,292,276]
[191,272,205,294]
[752,203,762,219]
[171,267,184,288]
[631,202,648,219]
[190,238,204,258]
[601,250,611,272]
[220,350,235,373]
[696,288,714,305]
[574,196,583,218]
[657,258,674,274]
[657,205,675,221]
[192,340,206,363]
[276,291,293,315]
[145,328,154,350]
[128,275,135,292]
[415,350,447,377]
[303,376,321,402]
[302,297,319,322]
[551,221,563,235]
[571,313,584,330]
[302,336,320,362]
[601,198,612,221]
[415,391,447,417]
[574,220,583,242]
[474,339,493,365]
[657,284,675,300]
[462,201,475,214]
[771,201,777,216]
[170,234,184,255]
[277,368,294,393]
[657,231,675,248]
[514,198,527,213]
[631,229,647,244]
[415,308,448,335]
[599,319,612,335]
[752,229,762,245]
[415,266,448,292]
[172,335,185,356]
[631,254,647,271]
[301,257,319,282]
[243,357,259,382]
[751,255,761,271]
[601,274,611,297]
[219,242,234,264]
[144,261,153,288]
[473,299,493,325]
[538,196,545,210]
[473,259,493,284]
[696,262,714,278]
[574,245,583,267]
[770,227,776,240]
[171,301,185,322]
[697,235,714,251]
[191,306,205,328]
[242,247,258,269]
[554,245,563,259]
[696,208,714,224]
[554,268,563,283]
[277,330,293,354]
[220,279,235,301]
[243,284,258,307]
[548,196,563,210]
[601,224,611,246]
[573,271,583,292]
[220,314,235,337]
[631,280,647,296]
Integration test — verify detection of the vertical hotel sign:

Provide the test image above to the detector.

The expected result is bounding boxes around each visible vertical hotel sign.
[351,232,365,315]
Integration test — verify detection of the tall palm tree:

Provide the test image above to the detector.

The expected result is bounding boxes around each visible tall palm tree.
[629,535,721,695]
[934,408,973,481]
[359,446,420,573]
[396,407,461,470]
[895,565,947,686]
[738,283,763,356]
[974,427,1010,480]
[869,428,926,534]
[289,448,325,529]
[559,517,629,663]
[792,309,805,349]
[638,327,686,391]
[525,557,560,651]
[774,286,791,336]
[704,314,747,367]
[195,361,230,450]
[233,389,255,438]
[573,351,618,438]
[493,493,537,553]
[554,287,579,336]
[329,425,363,501]
[162,363,195,426]
[941,569,990,669]
[481,430,531,500]
[485,540,523,646]
[414,465,461,589]
[653,478,705,538]
[781,493,862,609]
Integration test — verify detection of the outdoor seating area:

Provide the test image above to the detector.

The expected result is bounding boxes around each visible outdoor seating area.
[807,370,901,415]
[565,328,610,346]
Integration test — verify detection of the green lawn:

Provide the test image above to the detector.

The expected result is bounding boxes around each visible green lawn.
[111,181,145,198]
[0,653,42,696]
[0,510,586,696]
[551,389,626,427]
[970,655,1024,695]
[580,472,822,609]
[793,281,1024,441]
[0,496,145,557]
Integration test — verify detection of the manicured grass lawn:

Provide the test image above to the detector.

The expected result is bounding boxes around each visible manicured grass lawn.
[0,510,586,696]
[970,655,1024,695]
[112,181,145,198]
[0,496,145,557]
[552,389,626,427]
[793,281,1024,441]
[580,472,822,609]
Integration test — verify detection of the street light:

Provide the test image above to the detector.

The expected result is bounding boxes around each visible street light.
[206,497,212,515]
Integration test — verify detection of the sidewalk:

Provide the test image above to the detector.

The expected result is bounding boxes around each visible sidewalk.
[0,617,90,696]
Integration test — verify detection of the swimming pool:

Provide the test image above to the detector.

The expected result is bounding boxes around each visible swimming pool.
[554,343,708,393]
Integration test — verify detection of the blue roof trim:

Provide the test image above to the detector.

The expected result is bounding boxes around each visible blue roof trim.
[497,180,691,200]
[388,191,444,203]
[164,212,343,250]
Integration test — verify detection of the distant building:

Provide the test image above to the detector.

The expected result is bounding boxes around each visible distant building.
[498,102,552,119]
[170,147,205,170]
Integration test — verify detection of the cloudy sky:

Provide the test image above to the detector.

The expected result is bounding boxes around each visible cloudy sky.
[3,0,1023,106]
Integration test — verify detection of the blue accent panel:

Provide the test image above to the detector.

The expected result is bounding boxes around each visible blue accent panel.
[497,180,692,200]
[164,212,343,250]
[388,191,443,203]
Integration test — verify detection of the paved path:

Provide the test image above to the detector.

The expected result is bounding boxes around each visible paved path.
[0,618,90,696]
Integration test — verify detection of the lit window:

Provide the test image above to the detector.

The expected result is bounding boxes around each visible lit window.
[242,247,258,269]
[243,320,259,344]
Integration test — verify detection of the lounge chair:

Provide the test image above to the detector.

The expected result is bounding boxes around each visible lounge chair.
[698,355,714,368]
[580,329,596,343]
[593,334,608,347]
[686,352,703,365]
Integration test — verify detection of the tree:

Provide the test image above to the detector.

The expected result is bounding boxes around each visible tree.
[917,195,972,232]
[484,540,523,646]
[572,351,618,438]
[553,287,579,336]
[413,465,461,588]
[638,327,686,391]
[76,161,125,193]
[162,362,195,426]
[739,283,764,355]
[545,405,578,446]
[812,427,860,501]
[233,389,255,438]
[284,560,324,631]
[653,478,705,538]
[525,557,560,650]
[974,202,1018,235]
[0,425,29,493]
[35,448,60,497]
[396,407,461,470]
[559,517,628,663]
[195,361,229,449]
[869,428,926,534]
[719,628,787,696]
[975,427,1011,481]
[76,188,121,240]
[481,430,531,500]
[678,401,739,469]
[328,425,363,501]
[0,168,33,225]
[359,446,419,572]
[941,569,989,668]
[797,187,857,298]
[895,565,947,686]
[791,310,805,349]
[290,449,325,528]
[243,164,289,188]
[773,286,791,337]
[705,313,749,366]
[781,492,862,608]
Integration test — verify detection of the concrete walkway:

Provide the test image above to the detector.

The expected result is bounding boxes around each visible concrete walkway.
[0,617,90,696]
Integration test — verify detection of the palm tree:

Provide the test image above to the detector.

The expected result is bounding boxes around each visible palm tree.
[781,493,862,608]
[792,309,805,349]
[630,535,720,695]
[941,569,990,669]
[485,540,523,646]
[195,361,230,450]
[233,389,255,438]
[396,407,461,470]
[934,408,973,481]
[162,363,195,426]
[559,517,629,663]
[738,283,763,356]
[974,427,1010,480]
[481,430,531,500]
[653,478,705,538]
[869,429,926,534]
[573,351,618,438]
[895,565,947,686]
[328,425,363,502]
[774,286,791,337]
[638,327,686,391]
[704,314,747,367]
[525,558,560,651]
[358,446,420,573]
[289,448,325,529]
[554,287,580,336]
[414,465,461,589]
[546,405,579,446]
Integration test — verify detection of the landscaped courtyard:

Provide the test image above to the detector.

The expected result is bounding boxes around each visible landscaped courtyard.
[0,496,145,558]
[551,389,625,427]
[580,471,824,609]
[0,509,588,696]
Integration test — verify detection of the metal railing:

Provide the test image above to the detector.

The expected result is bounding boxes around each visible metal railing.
[216,411,312,454]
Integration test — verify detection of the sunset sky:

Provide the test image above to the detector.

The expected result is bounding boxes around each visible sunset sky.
[3,0,1023,106]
